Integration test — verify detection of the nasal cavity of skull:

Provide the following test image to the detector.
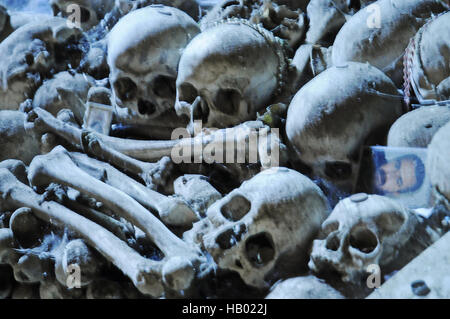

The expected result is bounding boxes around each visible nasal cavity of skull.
[324,161,352,180]
[138,99,156,116]
[349,226,378,254]
[152,75,176,99]
[114,77,137,102]
[193,98,210,123]
[220,195,251,222]
[214,89,242,116]
[245,233,275,268]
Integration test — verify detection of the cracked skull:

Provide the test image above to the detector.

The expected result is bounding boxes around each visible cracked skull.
[286,62,403,192]
[107,5,200,120]
[176,19,289,130]
[188,167,330,289]
[50,0,115,31]
[309,193,431,284]
[0,17,83,109]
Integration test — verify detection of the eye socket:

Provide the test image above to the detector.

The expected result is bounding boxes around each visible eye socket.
[221,195,251,222]
[152,75,176,99]
[349,227,378,254]
[214,89,242,115]
[179,83,198,104]
[79,7,91,23]
[245,232,275,268]
[114,77,137,102]
[324,161,352,180]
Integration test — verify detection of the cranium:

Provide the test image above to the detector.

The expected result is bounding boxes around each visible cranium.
[387,105,450,148]
[0,17,83,109]
[408,11,450,103]
[108,5,200,120]
[332,0,449,86]
[286,62,403,192]
[176,19,289,130]
[427,122,450,211]
[186,168,330,289]
[309,193,436,285]
[50,0,115,31]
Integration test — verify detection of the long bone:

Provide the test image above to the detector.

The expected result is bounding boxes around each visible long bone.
[67,151,198,227]
[0,168,164,296]
[25,107,171,188]
[26,107,280,165]
[28,146,201,260]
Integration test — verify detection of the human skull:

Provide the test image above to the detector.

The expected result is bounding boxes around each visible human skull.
[49,0,115,31]
[427,122,450,211]
[32,71,96,125]
[309,193,430,284]
[286,62,403,192]
[108,5,200,120]
[187,168,330,289]
[176,19,289,130]
[387,105,450,148]
[0,18,83,109]
[332,0,449,86]
[408,11,450,103]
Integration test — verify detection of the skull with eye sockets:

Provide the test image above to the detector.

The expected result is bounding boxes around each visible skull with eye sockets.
[107,5,200,120]
[175,18,290,132]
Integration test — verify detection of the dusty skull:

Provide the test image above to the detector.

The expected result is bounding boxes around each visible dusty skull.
[108,5,200,120]
[0,17,83,109]
[427,122,450,211]
[286,62,403,192]
[309,193,433,284]
[332,0,449,86]
[176,19,289,130]
[387,105,450,148]
[50,0,115,31]
[408,11,450,103]
[188,167,330,289]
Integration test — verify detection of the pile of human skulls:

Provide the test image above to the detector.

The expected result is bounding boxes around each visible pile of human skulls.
[0,0,449,299]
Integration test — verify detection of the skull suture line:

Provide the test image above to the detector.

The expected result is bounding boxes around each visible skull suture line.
[186,168,330,289]
[175,18,290,130]
[108,5,200,120]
